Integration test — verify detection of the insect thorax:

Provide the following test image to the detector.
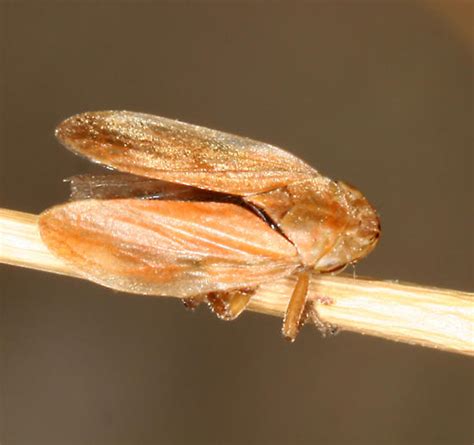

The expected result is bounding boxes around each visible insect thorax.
[246,178,380,271]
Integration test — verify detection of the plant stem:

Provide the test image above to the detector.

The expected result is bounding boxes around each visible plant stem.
[1,208,472,356]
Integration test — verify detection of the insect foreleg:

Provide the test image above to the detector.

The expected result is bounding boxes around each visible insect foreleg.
[310,296,340,337]
[282,270,310,341]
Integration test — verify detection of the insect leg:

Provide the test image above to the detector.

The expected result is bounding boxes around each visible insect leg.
[310,296,340,337]
[181,296,207,311]
[206,288,256,321]
[282,270,310,342]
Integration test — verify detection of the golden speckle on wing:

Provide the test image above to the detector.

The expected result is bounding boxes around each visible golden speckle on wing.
[55,111,317,194]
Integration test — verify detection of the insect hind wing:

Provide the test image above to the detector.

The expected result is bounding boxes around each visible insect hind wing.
[67,173,219,201]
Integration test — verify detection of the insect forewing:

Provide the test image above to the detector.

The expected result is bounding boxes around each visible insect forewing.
[55,111,317,195]
[39,199,299,297]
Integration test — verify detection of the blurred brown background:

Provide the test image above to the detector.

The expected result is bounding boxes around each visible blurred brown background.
[1,2,472,444]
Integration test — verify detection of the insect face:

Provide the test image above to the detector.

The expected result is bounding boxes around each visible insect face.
[314,180,380,272]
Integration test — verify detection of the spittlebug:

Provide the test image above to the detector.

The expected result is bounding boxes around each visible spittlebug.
[39,111,380,341]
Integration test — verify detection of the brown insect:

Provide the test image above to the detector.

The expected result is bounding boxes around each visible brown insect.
[39,111,380,341]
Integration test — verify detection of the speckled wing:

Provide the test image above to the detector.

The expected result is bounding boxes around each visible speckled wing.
[39,199,299,297]
[55,111,317,195]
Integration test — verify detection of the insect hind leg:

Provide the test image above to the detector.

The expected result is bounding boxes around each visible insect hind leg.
[181,295,207,311]
[181,288,256,321]
[207,288,256,320]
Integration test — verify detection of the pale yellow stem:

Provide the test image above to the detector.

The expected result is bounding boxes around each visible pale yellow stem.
[1,208,473,356]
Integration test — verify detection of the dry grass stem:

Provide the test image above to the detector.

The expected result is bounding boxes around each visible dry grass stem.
[1,208,472,356]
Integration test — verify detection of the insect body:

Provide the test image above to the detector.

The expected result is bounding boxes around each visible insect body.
[39,111,380,341]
